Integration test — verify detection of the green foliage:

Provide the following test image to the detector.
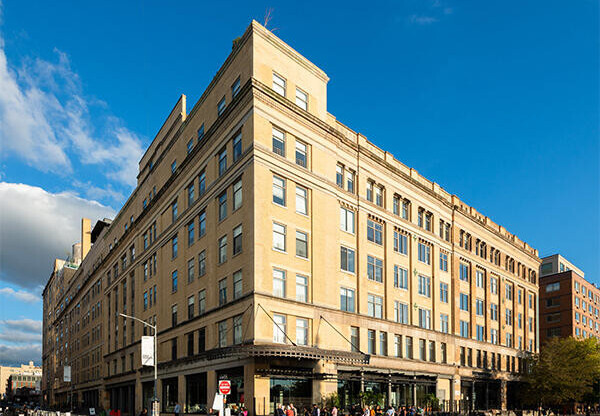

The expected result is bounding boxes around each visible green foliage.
[423,393,440,411]
[360,391,384,406]
[322,392,341,408]
[523,337,600,406]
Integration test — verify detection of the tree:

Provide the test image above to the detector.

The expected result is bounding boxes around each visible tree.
[523,337,600,406]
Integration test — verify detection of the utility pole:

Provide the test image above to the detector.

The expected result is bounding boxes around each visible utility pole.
[120,313,158,416]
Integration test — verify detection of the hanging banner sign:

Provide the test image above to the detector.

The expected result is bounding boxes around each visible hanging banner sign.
[141,336,155,366]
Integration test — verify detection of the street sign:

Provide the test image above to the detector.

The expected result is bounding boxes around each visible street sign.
[218,380,231,395]
[141,336,155,366]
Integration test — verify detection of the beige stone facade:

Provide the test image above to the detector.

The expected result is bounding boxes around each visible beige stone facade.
[42,20,540,415]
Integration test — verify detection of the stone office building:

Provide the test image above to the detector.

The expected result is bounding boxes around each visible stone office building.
[42,20,540,416]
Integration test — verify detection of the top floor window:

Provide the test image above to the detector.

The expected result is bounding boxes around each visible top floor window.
[232,77,241,98]
[217,96,226,116]
[197,124,205,141]
[273,72,286,96]
[374,185,384,207]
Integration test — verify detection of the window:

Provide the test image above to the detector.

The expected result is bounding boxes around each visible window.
[187,183,195,207]
[171,236,177,258]
[419,339,426,361]
[424,212,432,231]
[380,332,388,356]
[272,72,286,96]
[491,329,498,344]
[218,321,227,347]
[198,290,206,315]
[233,132,242,161]
[218,191,227,221]
[218,148,227,176]
[233,271,243,299]
[460,293,469,311]
[418,308,431,329]
[490,277,498,294]
[460,320,469,338]
[296,231,308,258]
[295,141,307,167]
[476,325,485,342]
[429,341,436,362]
[394,266,408,289]
[546,282,560,292]
[350,327,360,352]
[366,181,374,202]
[394,335,402,357]
[490,303,498,321]
[171,305,178,327]
[273,314,286,343]
[340,207,355,233]
[296,275,308,302]
[273,269,286,297]
[367,256,383,283]
[233,315,242,345]
[340,246,355,273]
[476,270,485,288]
[368,330,376,354]
[459,263,469,282]
[367,220,383,245]
[394,231,408,254]
[197,124,205,141]
[218,235,227,263]
[171,160,177,174]
[418,243,431,264]
[198,251,206,277]
[219,278,227,305]
[440,282,449,303]
[272,176,286,206]
[273,223,286,251]
[505,309,513,326]
[340,287,355,312]
[187,138,194,154]
[171,200,178,222]
[232,77,241,97]
[405,336,413,359]
[171,270,178,293]
[401,199,410,220]
[198,211,206,238]
[187,259,195,283]
[296,186,308,215]
[418,275,431,298]
[375,185,383,207]
[368,294,383,318]
[233,225,243,255]
[233,179,242,210]
[188,296,195,320]
[295,88,308,110]
[296,318,309,345]
[336,165,344,188]
[217,96,226,115]
[440,314,449,333]
[476,299,484,316]
[439,252,448,271]
[198,171,206,196]
[346,169,355,193]
[506,284,513,301]
[187,221,195,246]
[143,292,148,310]
[272,128,285,156]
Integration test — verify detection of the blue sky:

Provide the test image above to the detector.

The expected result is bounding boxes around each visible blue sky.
[0,0,597,365]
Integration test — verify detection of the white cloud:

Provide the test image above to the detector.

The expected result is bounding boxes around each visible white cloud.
[0,33,145,188]
[410,15,439,25]
[1,318,42,333]
[0,287,39,303]
[0,182,115,289]
[0,344,41,366]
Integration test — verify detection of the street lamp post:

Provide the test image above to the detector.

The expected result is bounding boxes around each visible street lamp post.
[119,313,158,416]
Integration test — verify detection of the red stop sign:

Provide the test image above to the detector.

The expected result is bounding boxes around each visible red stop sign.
[218,380,231,395]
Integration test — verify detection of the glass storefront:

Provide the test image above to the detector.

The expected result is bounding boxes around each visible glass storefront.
[217,367,244,407]
[270,378,312,413]
[338,379,361,410]
[162,377,178,412]
[142,381,155,411]
[186,373,207,414]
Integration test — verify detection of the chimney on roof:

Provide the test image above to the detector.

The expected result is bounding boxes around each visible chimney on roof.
[82,218,91,259]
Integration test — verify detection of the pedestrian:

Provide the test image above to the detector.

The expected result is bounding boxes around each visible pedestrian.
[139,408,148,416]
[331,405,338,416]
[174,402,181,416]
[276,404,285,416]
[312,404,320,416]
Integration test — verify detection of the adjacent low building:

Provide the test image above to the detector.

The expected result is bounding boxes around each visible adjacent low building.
[0,362,42,401]
[539,254,598,343]
[42,20,540,416]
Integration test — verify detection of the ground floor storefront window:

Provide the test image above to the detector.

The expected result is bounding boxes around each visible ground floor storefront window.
[270,378,312,413]
[162,377,178,412]
[108,384,135,416]
[389,383,413,408]
[186,373,207,414]
[217,367,244,407]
